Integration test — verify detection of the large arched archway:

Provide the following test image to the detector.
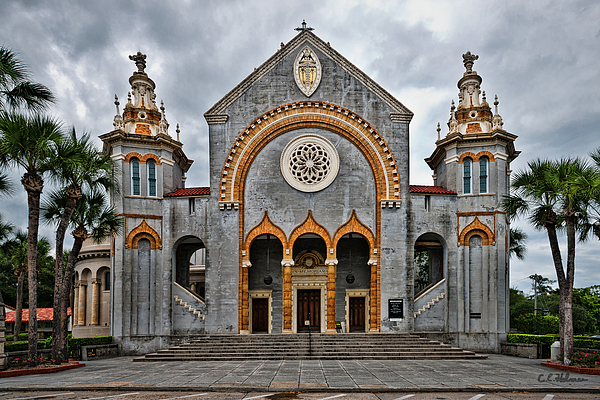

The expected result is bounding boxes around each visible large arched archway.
[413,232,447,297]
[173,236,206,299]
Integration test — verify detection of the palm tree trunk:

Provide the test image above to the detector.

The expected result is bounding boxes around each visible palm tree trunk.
[51,191,80,364]
[23,172,43,366]
[545,222,567,355]
[60,228,86,360]
[14,270,24,341]
[563,213,577,365]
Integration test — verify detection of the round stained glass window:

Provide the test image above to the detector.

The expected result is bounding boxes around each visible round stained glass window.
[280,134,339,193]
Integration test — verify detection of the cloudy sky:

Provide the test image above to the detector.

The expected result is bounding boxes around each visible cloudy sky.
[1,0,599,295]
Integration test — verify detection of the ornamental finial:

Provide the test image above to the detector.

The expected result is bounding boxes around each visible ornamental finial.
[295,20,314,32]
[129,51,147,74]
[462,51,479,73]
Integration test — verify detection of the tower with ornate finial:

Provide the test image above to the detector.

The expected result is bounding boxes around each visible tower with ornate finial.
[425,52,520,340]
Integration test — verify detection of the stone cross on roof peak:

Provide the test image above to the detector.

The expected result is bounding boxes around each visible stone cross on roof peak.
[295,20,314,32]
[129,52,147,74]
[462,51,479,73]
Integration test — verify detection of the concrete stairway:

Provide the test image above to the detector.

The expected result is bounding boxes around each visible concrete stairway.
[134,333,486,361]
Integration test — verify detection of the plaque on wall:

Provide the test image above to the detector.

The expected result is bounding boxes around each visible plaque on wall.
[389,299,404,321]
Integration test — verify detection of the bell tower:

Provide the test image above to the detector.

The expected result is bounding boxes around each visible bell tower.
[425,51,520,199]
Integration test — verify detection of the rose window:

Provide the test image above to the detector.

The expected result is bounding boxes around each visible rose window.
[280,134,339,193]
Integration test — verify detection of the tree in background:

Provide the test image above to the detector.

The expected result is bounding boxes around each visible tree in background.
[0,113,62,365]
[0,47,54,112]
[509,227,528,261]
[43,189,121,361]
[43,129,116,364]
[503,157,593,365]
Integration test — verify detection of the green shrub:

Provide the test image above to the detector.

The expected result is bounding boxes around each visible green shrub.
[5,337,52,352]
[513,313,559,335]
[68,336,112,357]
[4,333,29,341]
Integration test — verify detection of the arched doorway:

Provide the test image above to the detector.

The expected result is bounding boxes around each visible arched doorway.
[414,233,446,297]
[248,234,283,333]
[292,234,327,333]
[174,236,206,299]
[336,233,370,332]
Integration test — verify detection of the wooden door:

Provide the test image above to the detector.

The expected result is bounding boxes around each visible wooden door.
[252,297,269,333]
[297,289,320,332]
[349,297,365,332]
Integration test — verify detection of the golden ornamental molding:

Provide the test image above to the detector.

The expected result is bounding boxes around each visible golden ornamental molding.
[332,210,376,258]
[126,219,162,249]
[219,101,400,207]
[459,216,494,246]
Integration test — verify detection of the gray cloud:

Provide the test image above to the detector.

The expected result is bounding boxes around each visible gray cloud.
[1,0,599,289]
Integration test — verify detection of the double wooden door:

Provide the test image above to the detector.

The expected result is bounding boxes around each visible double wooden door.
[297,289,320,332]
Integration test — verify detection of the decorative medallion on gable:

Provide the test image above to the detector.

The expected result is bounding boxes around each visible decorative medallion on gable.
[294,46,322,97]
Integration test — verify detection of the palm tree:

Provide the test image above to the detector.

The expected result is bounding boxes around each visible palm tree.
[508,227,528,260]
[503,158,592,365]
[0,46,55,112]
[43,189,121,362]
[0,232,50,341]
[43,129,116,364]
[0,112,62,365]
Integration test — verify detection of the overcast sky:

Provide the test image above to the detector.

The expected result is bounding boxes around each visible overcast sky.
[1,0,599,295]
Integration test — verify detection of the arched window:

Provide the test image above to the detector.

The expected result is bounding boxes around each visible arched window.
[479,157,488,194]
[147,159,156,197]
[131,158,140,196]
[104,271,110,291]
[463,158,472,194]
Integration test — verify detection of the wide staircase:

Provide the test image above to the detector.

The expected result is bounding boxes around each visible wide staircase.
[134,333,486,361]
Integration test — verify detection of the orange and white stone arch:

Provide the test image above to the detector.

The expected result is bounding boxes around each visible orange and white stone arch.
[459,216,495,246]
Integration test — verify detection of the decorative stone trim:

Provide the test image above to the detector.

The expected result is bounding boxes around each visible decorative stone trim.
[458,151,495,164]
[389,112,413,123]
[242,260,252,268]
[288,210,333,249]
[124,152,162,165]
[126,219,162,249]
[219,201,239,210]
[332,210,376,258]
[459,216,494,246]
[381,200,401,208]
[244,211,288,254]
[205,114,229,124]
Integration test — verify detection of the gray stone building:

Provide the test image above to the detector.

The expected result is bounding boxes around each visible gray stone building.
[98,29,519,355]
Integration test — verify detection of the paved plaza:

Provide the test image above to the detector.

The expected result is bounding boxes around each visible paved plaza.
[0,355,599,394]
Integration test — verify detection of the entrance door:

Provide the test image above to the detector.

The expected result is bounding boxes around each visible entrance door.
[252,297,269,333]
[349,297,366,332]
[297,289,320,332]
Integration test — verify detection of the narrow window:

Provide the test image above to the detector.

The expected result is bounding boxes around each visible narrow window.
[104,271,110,291]
[147,159,156,197]
[131,158,140,196]
[189,198,195,214]
[479,157,488,193]
[424,195,431,212]
[463,158,472,194]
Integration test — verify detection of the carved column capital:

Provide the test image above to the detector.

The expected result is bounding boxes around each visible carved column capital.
[281,259,295,267]
[242,260,252,268]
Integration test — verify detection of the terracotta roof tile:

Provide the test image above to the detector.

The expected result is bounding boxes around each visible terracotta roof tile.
[164,187,210,197]
[410,185,457,195]
[6,308,71,323]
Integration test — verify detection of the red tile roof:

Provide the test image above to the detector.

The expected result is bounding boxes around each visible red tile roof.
[6,308,71,323]
[164,187,210,197]
[410,185,457,195]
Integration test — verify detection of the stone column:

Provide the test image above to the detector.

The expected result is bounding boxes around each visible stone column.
[77,281,87,326]
[240,260,251,334]
[325,258,338,333]
[368,258,378,332]
[91,278,100,325]
[73,283,80,326]
[281,259,294,333]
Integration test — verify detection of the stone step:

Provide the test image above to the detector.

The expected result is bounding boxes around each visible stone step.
[133,333,487,362]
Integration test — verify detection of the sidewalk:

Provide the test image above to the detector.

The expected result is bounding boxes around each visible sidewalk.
[0,355,599,393]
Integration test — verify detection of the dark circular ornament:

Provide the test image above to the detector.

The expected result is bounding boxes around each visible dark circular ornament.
[346,273,355,284]
[264,275,273,285]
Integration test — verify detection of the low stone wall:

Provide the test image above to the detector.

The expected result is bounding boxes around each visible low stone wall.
[500,342,541,359]
[80,344,119,361]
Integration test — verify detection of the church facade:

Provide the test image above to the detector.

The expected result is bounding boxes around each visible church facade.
[96,29,519,355]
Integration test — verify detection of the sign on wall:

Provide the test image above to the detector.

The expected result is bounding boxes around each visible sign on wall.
[389,299,404,321]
